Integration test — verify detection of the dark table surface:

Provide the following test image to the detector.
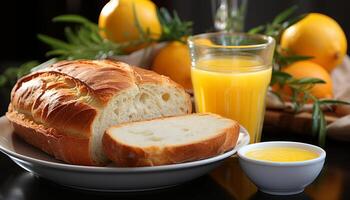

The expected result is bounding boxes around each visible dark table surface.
[0,125,349,200]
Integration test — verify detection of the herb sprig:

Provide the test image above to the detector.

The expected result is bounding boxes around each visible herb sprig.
[272,71,350,146]
[254,7,350,146]
[158,7,193,42]
[38,8,193,60]
[37,15,125,60]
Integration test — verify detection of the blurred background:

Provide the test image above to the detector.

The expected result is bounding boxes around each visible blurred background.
[0,0,349,115]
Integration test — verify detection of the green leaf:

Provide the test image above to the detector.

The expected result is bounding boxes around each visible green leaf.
[90,30,103,43]
[290,88,300,112]
[282,14,307,29]
[173,10,181,24]
[158,7,172,24]
[290,78,326,85]
[319,99,350,105]
[77,27,96,47]
[53,14,90,23]
[38,34,74,50]
[272,71,292,78]
[53,15,98,29]
[64,27,81,45]
[278,55,313,66]
[272,5,298,25]
[248,25,265,34]
[318,110,327,147]
[270,71,292,85]
[42,14,118,60]
[311,101,320,137]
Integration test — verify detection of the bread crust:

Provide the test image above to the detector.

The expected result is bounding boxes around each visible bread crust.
[102,113,240,167]
[6,59,191,166]
[6,109,93,165]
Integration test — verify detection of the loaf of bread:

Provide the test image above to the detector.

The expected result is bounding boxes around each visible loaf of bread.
[103,113,240,167]
[6,59,191,166]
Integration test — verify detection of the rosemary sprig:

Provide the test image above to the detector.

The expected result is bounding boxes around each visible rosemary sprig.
[271,71,325,112]
[275,54,314,68]
[272,71,350,146]
[314,99,350,146]
[252,6,350,146]
[157,7,193,43]
[38,8,192,60]
[38,15,127,60]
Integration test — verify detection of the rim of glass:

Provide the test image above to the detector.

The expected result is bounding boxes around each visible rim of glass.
[187,32,275,50]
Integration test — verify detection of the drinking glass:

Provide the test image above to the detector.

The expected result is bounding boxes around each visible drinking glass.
[211,0,248,32]
[188,32,275,143]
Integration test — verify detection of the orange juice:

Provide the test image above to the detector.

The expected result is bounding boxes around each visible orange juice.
[191,56,272,143]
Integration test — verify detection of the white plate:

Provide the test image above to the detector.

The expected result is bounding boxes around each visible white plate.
[0,116,249,192]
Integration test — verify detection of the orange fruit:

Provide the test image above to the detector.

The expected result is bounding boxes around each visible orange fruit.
[273,61,333,100]
[152,41,192,90]
[281,13,347,72]
[99,0,161,53]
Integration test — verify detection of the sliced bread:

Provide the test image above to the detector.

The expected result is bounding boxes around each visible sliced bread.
[102,113,240,167]
[6,59,191,165]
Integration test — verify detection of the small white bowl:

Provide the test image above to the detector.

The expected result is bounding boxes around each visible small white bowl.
[238,141,326,195]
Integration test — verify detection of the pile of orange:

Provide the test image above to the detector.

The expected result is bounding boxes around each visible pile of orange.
[98,0,193,90]
[273,13,347,100]
[98,1,347,97]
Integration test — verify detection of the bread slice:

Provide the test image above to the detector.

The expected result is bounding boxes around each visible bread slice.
[102,113,240,167]
[6,59,191,166]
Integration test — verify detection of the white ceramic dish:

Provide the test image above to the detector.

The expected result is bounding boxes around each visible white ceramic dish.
[0,116,249,192]
[238,141,326,195]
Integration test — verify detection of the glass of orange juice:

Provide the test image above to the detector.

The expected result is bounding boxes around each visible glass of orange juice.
[188,32,275,143]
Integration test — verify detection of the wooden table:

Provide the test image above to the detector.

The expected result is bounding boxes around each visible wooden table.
[0,125,349,200]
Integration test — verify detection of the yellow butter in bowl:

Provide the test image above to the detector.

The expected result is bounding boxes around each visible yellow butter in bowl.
[245,147,319,162]
[238,141,326,195]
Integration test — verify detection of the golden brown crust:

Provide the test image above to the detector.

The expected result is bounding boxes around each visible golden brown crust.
[10,71,98,138]
[6,109,94,165]
[45,60,135,104]
[45,60,189,104]
[6,59,191,166]
[102,114,240,167]
[102,133,148,166]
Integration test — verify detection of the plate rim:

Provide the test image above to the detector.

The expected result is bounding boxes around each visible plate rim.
[0,120,250,173]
